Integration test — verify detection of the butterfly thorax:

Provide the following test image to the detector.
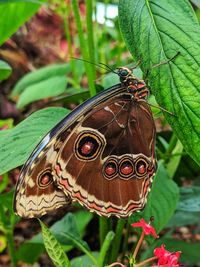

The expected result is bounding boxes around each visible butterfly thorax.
[117,67,149,100]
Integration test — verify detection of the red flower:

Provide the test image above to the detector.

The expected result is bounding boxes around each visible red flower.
[131,218,158,238]
[154,244,181,267]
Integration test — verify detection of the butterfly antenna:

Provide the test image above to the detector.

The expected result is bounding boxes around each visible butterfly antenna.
[69,57,118,74]
[148,103,176,117]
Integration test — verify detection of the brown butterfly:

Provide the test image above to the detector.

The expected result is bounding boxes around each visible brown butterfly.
[14,66,156,218]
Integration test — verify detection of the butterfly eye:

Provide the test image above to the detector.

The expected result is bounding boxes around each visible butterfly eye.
[37,170,53,188]
[119,158,134,179]
[135,159,148,176]
[75,131,105,161]
[119,68,129,77]
[103,159,118,180]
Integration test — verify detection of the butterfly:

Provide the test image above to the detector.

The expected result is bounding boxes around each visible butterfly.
[14,66,156,218]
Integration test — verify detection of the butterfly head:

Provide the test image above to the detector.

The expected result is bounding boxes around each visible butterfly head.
[117,67,133,82]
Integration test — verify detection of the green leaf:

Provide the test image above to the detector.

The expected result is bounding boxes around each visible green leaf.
[16,75,68,109]
[166,139,183,178]
[0,107,69,174]
[16,243,44,264]
[0,173,9,193]
[0,1,44,45]
[0,60,12,81]
[32,212,92,245]
[178,186,200,212]
[163,238,200,264]
[132,162,179,233]
[71,252,99,267]
[97,231,115,267]
[141,237,200,265]
[0,235,7,253]
[39,220,71,267]
[168,210,200,227]
[119,0,200,166]
[11,63,70,97]
[17,211,93,264]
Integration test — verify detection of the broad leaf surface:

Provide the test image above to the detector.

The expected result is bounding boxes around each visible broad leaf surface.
[17,76,68,109]
[178,186,200,212]
[11,63,70,97]
[17,212,93,264]
[130,162,179,233]
[0,60,12,81]
[119,0,200,166]
[0,107,69,174]
[71,252,99,267]
[0,1,44,45]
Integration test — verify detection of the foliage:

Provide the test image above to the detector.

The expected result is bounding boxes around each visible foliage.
[0,0,199,266]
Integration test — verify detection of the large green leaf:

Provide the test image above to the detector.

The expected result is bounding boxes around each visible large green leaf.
[131,162,179,233]
[0,107,69,174]
[0,60,12,81]
[119,0,200,166]
[0,1,44,45]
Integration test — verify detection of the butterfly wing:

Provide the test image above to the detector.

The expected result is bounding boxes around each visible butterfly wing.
[14,84,126,218]
[54,93,156,217]
[14,131,72,218]
[14,84,156,218]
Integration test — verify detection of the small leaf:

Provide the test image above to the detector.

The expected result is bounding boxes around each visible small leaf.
[71,252,99,267]
[0,235,7,253]
[166,139,183,178]
[119,0,200,166]
[133,162,180,233]
[0,1,44,45]
[0,107,69,174]
[11,63,70,97]
[0,60,12,81]
[17,75,68,109]
[39,220,71,267]
[0,173,9,193]
[97,231,115,267]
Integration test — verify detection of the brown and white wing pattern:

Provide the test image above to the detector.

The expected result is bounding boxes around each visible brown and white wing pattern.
[14,130,71,218]
[54,94,156,217]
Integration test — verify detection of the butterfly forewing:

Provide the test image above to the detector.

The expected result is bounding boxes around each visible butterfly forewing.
[14,68,157,218]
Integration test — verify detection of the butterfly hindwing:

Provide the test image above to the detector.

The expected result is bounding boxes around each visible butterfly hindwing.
[14,130,71,218]
[54,94,156,217]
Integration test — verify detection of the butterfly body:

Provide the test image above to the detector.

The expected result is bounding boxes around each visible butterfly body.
[14,67,156,218]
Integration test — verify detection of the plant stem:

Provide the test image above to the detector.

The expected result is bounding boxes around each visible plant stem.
[164,133,178,158]
[6,228,17,267]
[135,256,157,267]
[86,0,96,80]
[99,217,111,246]
[121,219,131,260]
[110,219,126,263]
[132,231,145,260]
[63,4,77,82]
[71,0,96,96]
